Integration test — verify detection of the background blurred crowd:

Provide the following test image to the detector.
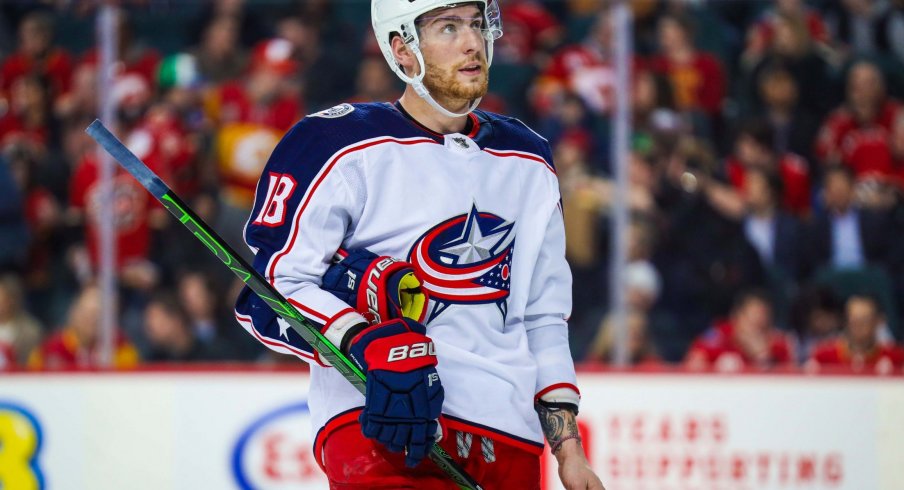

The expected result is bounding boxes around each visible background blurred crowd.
[1,0,903,373]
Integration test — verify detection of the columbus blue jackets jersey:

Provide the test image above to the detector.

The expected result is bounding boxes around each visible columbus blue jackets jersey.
[234,102,577,455]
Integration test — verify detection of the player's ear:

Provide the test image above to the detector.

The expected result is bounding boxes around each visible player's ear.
[391,35,416,75]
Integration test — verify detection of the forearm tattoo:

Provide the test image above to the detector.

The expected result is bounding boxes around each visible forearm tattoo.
[535,401,580,453]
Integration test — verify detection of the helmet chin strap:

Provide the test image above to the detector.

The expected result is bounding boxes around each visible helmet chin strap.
[408,46,482,119]
[413,80,483,119]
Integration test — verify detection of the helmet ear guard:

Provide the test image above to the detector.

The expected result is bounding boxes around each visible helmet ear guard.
[372,0,503,118]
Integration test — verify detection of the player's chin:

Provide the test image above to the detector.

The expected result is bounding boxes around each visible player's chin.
[455,75,488,93]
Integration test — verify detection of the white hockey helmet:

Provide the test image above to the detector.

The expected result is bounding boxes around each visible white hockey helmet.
[372,0,503,118]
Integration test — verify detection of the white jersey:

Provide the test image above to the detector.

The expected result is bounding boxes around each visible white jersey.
[234,102,577,455]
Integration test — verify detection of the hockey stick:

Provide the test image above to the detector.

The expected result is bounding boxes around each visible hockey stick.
[85,120,483,490]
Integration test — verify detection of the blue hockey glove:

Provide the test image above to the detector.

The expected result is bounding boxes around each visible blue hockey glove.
[321,248,429,324]
[345,317,444,467]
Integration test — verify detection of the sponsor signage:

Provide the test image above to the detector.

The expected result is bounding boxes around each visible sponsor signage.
[0,371,900,490]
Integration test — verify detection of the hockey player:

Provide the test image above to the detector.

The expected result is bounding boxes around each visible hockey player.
[235,1,604,488]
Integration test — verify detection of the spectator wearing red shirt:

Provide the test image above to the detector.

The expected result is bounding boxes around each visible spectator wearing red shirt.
[28,285,138,370]
[68,74,172,286]
[726,120,812,217]
[76,10,161,93]
[0,11,73,98]
[206,38,302,133]
[686,290,793,371]
[746,0,830,59]
[815,60,903,178]
[54,62,98,126]
[0,74,52,153]
[648,13,725,120]
[533,11,628,117]
[69,152,157,275]
[808,294,904,374]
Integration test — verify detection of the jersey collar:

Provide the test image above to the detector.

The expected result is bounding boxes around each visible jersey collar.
[392,100,480,141]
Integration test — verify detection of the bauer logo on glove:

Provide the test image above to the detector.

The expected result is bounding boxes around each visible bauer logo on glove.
[322,248,429,324]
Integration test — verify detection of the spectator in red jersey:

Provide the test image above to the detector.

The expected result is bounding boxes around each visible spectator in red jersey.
[648,13,726,121]
[144,55,207,199]
[67,147,161,285]
[76,10,161,92]
[0,74,53,153]
[28,285,138,370]
[807,294,904,373]
[67,74,174,292]
[205,38,302,133]
[815,60,903,178]
[744,0,831,64]
[725,119,812,217]
[532,11,623,117]
[0,11,72,98]
[54,62,98,126]
[0,275,42,367]
[685,290,793,371]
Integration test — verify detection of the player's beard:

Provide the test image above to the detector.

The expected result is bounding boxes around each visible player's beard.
[423,56,489,107]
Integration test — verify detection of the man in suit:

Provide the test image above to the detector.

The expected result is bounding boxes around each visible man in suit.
[805,165,895,274]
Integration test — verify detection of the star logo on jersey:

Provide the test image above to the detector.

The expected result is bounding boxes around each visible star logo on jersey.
[408,204,515,322]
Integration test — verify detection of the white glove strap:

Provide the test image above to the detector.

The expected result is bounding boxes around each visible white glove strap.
[323,311,368,349]
[539,387,581,408]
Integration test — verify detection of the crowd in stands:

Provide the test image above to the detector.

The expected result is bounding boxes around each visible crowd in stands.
[0,0,902,373]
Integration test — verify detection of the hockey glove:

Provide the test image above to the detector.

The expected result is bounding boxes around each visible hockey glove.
[321,248,429,324]
[345,317,444,467]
